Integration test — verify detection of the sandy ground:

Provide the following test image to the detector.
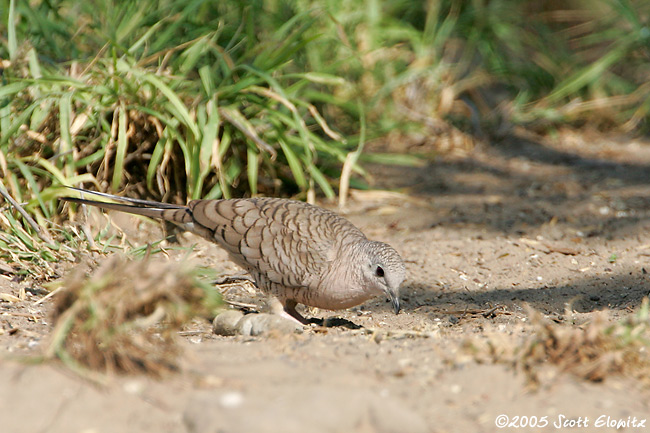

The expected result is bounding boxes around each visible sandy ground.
[1,129,650,432]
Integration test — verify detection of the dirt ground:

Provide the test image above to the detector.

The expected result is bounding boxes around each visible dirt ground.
[1,129,650,433]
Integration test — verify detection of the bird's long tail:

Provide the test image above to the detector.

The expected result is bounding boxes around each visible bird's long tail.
[59,187,192,223]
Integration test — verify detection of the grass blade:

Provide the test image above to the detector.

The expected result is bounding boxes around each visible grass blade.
[140,73,200,139]
[7,0,18,60]
[111,104,128,191]
[247,148,259,196]
[278,138,307,190]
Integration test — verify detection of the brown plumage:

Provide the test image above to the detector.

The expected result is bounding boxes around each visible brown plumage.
[60,188,406,324]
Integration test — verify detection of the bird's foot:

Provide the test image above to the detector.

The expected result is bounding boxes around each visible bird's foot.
[268,297,309,326]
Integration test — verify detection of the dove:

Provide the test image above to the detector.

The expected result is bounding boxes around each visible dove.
[60,187,406,324]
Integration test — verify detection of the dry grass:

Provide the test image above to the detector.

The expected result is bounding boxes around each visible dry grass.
[46,255,220,378]
[465,302,650,387]
[519,308,650,385]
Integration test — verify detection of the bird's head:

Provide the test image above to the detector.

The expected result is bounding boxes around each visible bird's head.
[361,241,406,314]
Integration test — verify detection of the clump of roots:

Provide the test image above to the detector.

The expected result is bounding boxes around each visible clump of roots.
[47,255,220,377]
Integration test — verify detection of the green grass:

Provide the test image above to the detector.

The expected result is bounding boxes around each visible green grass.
[0,1,365,267]
[0,0,648,270]
[1,1,356,205]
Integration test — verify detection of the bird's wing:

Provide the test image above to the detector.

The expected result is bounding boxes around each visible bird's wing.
[188,198,364,288]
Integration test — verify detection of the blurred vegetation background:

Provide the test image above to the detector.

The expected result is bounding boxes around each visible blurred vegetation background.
[0,0,649,271]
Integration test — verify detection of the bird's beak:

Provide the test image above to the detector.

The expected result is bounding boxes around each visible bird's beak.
[387,288,400,315]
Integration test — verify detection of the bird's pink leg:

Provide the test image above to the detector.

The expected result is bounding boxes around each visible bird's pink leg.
[269,297,309,325]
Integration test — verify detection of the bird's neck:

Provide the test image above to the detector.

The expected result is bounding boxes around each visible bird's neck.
[323,238,369,287]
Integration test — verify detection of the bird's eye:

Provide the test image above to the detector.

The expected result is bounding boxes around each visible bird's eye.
[375,266,384,277]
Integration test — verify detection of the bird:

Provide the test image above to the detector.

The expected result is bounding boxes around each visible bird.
[60,187,406,324]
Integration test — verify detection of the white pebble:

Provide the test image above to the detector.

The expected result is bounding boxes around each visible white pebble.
[219,391,244,409]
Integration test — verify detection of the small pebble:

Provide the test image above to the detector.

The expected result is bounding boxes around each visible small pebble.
[237,313,303,336]
[212,310,244,336]
[219,391,244,409]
